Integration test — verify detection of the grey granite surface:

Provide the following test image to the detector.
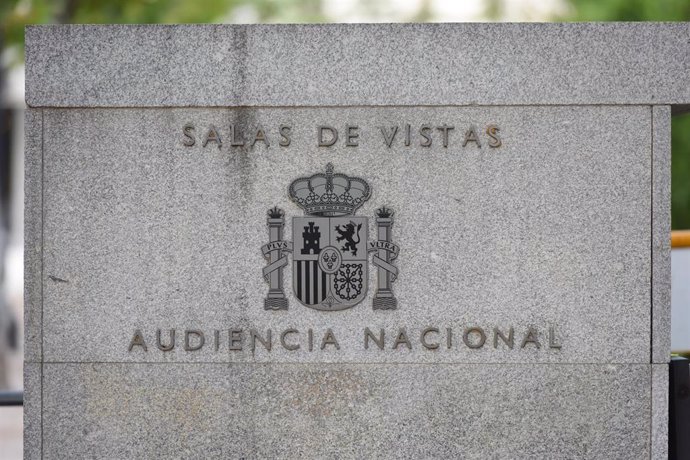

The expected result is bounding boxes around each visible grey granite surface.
[41,362,651,459]
[24,109,42,363]
[38,106,652,364]
[652,106,671,363]
[23,363,41,460]
[651,364,668,460]
[24,22,679,460]
[25,23,690,108]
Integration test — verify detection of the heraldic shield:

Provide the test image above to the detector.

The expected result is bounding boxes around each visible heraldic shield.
[292,216,368,311]
[262,163,399,312]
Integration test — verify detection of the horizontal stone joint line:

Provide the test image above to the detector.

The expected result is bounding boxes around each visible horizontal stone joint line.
[38,361,655,366]
[27,102,687,110]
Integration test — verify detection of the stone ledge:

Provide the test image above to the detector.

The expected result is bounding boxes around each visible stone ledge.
[25,23,690,108]
[38,362,652,458]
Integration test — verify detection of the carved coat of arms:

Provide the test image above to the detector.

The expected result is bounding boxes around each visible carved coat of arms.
[261,163,399,311]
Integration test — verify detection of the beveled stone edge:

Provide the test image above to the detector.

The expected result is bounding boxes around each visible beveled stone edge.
[652,106,671,363]
[25,23,690,108]
[24,108,42,363]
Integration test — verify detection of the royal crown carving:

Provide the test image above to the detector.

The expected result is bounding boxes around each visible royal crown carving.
[288,163,371,217]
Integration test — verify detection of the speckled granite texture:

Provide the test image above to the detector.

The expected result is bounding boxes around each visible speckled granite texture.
[37,106,651,364]
[652,106,671,363]
[25,23,690,108]
[25,24,679,459]
[42,363,651,459]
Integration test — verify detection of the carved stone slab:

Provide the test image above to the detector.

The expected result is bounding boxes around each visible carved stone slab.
[24,24,677,459]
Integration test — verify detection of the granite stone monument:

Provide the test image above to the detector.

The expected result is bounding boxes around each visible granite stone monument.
[24,23,686,458]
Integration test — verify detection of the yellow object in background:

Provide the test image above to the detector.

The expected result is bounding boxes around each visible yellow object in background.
[672,230,690,248]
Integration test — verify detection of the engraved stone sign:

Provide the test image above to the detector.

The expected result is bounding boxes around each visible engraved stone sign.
[24,24,684,458]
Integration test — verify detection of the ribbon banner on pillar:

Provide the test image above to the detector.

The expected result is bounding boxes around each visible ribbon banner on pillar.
[261,163,400,311]
[261,240,293,279]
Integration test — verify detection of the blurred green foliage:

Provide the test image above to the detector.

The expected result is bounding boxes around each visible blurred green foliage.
[672,114,690,230]
[565,0,690,21]
[562,0,690,228]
